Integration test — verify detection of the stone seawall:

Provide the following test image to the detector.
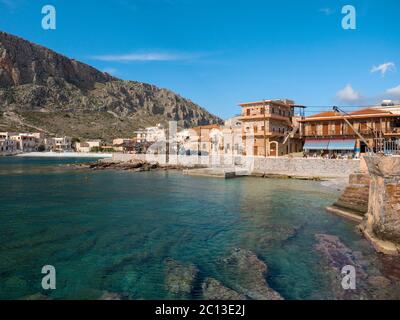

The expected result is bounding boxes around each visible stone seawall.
[326,173,370,222]
[361,156,400,255]
[112,154,360,178]
[252,157,360,178]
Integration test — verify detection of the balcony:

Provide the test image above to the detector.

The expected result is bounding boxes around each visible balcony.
[384,128,400,136]
[240,113,291,122]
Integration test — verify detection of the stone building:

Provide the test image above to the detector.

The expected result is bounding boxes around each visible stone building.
[299,104,400,157]
[238,99,305,156]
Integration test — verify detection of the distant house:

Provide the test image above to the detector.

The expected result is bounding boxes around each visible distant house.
[112,138,135,153]
[75,140,102,153]
[135,124,166,143]
[0,138,17,155]
[10,133,40,152]
[45,136,72,152]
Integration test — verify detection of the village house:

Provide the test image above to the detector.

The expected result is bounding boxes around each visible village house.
[221,116,244,157]
[299,101,400,157]
[75,140,102,153]
[238,99,305,156]
[135,124,166,143]
[0,138,17,155]
[9,133,40,152]
[175,119,243,157]
[44,136,72,152]
[186,124,221,155]
[112,138,135,153]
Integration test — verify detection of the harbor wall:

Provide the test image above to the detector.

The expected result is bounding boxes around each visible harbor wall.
[252,157,360,178]
[112,153,361,178]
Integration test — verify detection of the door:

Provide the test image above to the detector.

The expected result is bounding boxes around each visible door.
[269,142,278,156]
[253,146,258,156]
[322,123,329,136]
[335,123,341,135]
[310,124,317,136]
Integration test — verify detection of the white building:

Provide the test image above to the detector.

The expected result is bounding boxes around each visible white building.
[10,133,40,152]
[374,100,400,114]
[45,136,72,152]
[135,124,166,143]
[0,138,17,155]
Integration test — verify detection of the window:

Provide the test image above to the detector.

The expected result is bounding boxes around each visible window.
[392,118,400,128]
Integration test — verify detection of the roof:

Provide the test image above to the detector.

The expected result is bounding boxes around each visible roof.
[239,100,292,107]
[306,111,339,118]
[349,107,391,116]
[300,107,398,122]
[192,124,221,132]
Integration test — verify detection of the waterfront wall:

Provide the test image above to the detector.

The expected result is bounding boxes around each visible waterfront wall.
[361,156,400,255]
[112,153,361,178]
[252,157,361,178]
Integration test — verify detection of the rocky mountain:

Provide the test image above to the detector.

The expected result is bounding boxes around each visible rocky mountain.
[0,31,222,140]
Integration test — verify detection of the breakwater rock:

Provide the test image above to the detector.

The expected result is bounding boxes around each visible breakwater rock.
[76,159,190,172]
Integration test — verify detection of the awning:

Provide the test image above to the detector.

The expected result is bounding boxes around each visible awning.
[303,139,356,151]
[303,139,330,150]
[327,139,356,151]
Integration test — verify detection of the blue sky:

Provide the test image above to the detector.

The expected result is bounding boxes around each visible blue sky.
[0,0,399,118]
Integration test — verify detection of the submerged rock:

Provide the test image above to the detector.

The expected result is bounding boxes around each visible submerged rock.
[99,291,123,300]
[202,278,246,300]
[21,293,52,300]
[314,234,399,300]
[164,259,199,296]
[218,248,283,300]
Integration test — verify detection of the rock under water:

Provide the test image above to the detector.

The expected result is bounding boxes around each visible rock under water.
[218,248,283,300]
[314,234,400,300]
[202,278,246,300]
[164,259,199,297]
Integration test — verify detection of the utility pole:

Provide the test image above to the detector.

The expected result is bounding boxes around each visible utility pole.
[263,100,267,157]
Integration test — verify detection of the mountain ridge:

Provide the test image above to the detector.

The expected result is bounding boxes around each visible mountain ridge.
[0,31,222,140]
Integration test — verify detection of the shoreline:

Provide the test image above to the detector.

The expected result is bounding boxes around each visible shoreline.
[14,152,113,158]
[77,158,349,189]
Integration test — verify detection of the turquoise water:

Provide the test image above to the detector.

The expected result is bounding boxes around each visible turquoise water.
[0,157,380,300]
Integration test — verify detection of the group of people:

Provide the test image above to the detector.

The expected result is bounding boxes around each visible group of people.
[303,151,358,159]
